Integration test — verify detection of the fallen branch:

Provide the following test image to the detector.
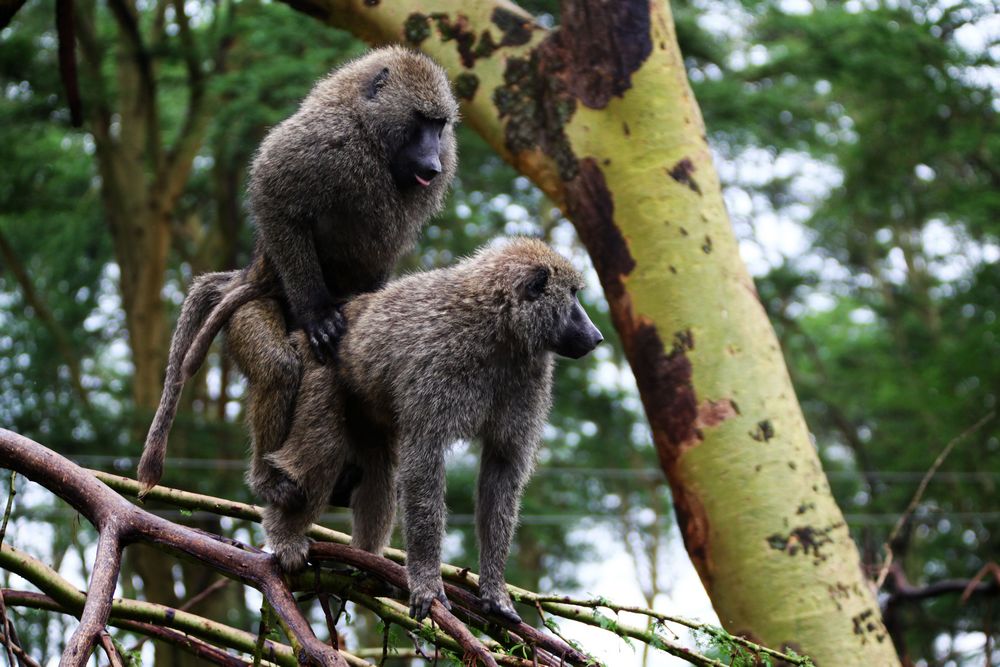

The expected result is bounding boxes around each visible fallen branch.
[875,411,995,589]
[0,428,344,667]
[2,431,814,667]
[0,545,296,666]
[3,589,268,667]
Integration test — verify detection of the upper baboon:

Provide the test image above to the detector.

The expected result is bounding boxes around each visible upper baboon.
[262,238,603,622]
[138,46,459,500]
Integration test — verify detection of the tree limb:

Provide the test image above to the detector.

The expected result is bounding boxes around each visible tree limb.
[3,589,265,667]
[875,411,996,589]
[93,467,813,665]
[0,429,345,667]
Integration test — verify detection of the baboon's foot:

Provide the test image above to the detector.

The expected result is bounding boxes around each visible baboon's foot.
[480,590,522,624]
[408,577,450,621]
[270,535,311,573]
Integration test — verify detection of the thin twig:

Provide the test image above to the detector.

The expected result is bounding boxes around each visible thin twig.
[378,620,389,667]
[875,411,996,589]
[0,471,18,667]
[0,628,41,667]
[253,599,271,667]
[98,630,124,667]
[961,563,1000,605]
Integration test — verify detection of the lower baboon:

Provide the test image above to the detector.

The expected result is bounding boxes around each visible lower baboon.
[262,238,604,622]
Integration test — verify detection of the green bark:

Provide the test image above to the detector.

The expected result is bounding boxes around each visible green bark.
[289,1,900,664]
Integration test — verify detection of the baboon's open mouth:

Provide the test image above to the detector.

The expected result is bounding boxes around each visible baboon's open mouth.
[414,173,432,187]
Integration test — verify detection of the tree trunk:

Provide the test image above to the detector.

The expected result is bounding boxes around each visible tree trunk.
[75,0,230,661]
[293,0,900,663]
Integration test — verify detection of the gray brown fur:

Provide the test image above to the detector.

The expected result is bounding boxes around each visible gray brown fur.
[262,239,602,622]
[137,46,459,499]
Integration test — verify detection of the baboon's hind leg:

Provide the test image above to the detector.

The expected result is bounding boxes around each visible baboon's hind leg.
[227,297,304,509]
[263,361,345,571]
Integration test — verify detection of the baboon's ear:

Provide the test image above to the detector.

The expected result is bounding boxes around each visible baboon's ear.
[365,67,390,100]
[521,266,549,301]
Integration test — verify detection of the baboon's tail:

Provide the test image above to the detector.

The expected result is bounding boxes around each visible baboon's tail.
[138,271,238,497]
[179,279,265,381]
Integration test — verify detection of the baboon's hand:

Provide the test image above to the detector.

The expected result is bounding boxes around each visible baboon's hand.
[303,304,347,364]
[408,578,450,621]
[481,593,523,624]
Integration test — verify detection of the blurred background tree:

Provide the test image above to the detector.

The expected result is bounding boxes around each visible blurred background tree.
[0,0,996,664]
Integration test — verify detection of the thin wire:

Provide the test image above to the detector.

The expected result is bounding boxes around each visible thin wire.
[13,507,1000,526]
[67,456,1000,481]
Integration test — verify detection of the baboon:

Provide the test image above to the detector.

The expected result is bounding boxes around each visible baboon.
[262,238,603,622]
[138,46,459,501]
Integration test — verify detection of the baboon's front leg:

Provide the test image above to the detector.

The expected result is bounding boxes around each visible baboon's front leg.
[475,442,535,624]
[399,433,451,620]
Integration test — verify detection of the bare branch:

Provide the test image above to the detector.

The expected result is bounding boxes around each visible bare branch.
[63,530,123,664]
[885,563,1000,606]
[97,468,809,666]
[0,624,41,667]
[4,589,258,667]
[0,429,345,667]
[1,440,803,666]
[875,411,996,589]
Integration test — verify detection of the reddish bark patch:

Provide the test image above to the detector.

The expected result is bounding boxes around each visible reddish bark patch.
[668,157,702,195]
[494,0,652,177]
[565,159,634,300]
[557,0,653,108]
[429,13,477,68]
[494,51,579,180]
[696,398,739,429]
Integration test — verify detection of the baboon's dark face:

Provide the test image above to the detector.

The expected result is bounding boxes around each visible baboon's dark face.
[388,113,448,189]
[552,292,604,359]
[361,57,458,192]
[516,260,603,359]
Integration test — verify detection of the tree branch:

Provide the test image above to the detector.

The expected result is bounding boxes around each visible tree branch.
[884,563,1000,606]
[3,590,261,667]
[94,468,812,666]
[0,545,294,665]
[0,432,811,666]
[875,411,996,589]
[0,429,345,667]
[63,530,123,664]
